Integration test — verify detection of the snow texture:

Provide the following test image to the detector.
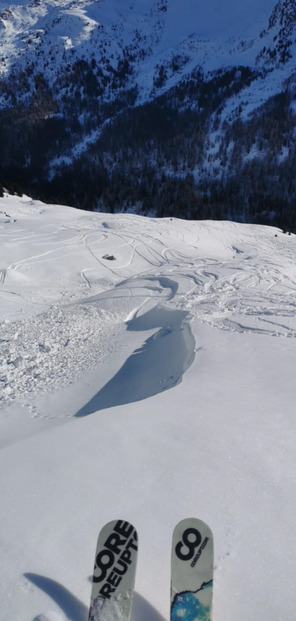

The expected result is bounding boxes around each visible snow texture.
[0,192,296,620]
[0,1,292,101]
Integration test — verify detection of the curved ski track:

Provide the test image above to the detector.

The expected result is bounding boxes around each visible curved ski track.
[1,206,296,416]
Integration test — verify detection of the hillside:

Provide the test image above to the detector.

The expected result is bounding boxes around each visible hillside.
[0,1,296,228]
[0,192,296,619]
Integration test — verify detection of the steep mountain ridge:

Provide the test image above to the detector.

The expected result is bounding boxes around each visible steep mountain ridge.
[0,0,295,229]
[0,0,280,95]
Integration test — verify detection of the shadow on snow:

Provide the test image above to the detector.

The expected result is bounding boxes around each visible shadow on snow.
[25,573,166,621]
[25,573,86,621]
[75,305,195,417]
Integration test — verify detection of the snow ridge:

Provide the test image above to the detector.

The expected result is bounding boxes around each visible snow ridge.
[0,193,296,621]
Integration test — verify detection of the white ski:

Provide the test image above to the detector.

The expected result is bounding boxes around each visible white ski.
[171,518,214,621]
[88,520,138,621]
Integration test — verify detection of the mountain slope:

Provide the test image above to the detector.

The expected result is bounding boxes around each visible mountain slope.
[0,0,283,102]
[0,0,296,229]
[0,193,296,620]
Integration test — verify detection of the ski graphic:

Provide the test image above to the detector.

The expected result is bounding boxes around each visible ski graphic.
[88,520,138,621]
[171,518,214,621]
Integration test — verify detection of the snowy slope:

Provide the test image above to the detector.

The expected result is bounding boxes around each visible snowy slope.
[0,0,291,95]
[0,194,296,620]
[1,0,296,227]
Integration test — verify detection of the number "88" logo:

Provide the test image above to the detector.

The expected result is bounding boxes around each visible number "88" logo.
[175,527,201,561]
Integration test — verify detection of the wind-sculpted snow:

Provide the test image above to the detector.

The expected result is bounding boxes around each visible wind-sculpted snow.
[76,303,194,415]
[179,254,296,337]
[1,194,296,621]
[0,193,296,413]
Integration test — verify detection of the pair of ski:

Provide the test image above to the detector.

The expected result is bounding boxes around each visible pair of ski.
[88,518,214,621]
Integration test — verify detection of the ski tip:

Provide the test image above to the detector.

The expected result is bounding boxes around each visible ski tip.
[89,519,138,617]
[171,517,214,572]
[173,518,213,538]
[171,517,214,620]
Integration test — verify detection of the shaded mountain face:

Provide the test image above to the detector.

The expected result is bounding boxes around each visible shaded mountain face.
[0,0,296,230]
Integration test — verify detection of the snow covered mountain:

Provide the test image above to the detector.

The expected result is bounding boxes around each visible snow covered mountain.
[1,0,296,228]
[0,0,287,90]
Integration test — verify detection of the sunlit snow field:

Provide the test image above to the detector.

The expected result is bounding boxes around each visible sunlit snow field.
[0,193,296,621]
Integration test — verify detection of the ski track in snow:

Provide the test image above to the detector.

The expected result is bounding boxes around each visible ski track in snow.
[0,194,296,621]
[0,195,296,415]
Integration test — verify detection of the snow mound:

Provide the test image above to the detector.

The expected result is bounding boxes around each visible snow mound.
[0,193,296,621]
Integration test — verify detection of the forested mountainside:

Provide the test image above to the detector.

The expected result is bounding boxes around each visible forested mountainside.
[0,0,296,230]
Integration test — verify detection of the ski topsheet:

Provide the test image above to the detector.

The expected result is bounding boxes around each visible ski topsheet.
[171,518,214,621]
[88,520,138,621]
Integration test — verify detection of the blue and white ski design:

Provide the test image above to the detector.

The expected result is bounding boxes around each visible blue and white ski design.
[171,518,214,621]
